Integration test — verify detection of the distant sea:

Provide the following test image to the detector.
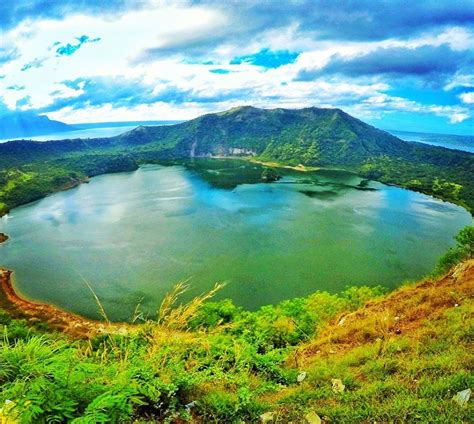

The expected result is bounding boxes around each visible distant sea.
[0,120,182,143]
[387,129,474,153]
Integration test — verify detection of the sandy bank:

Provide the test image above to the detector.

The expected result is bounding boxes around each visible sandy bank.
[0,268,132,338]
[247,158,319,172]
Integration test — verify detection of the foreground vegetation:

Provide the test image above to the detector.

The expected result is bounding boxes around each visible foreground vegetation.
[1,106,473,216]
[0,226,472,423]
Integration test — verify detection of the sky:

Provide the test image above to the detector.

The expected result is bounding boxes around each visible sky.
[0,0,473,135]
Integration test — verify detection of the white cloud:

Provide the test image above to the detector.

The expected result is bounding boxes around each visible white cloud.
[0,2,472,133]
[459,92,474,104]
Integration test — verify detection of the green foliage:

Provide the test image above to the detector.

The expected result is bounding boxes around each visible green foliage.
[261,167,280,182]
[359,156,474,211]
[0,284,385,423]
[435,225,474,275]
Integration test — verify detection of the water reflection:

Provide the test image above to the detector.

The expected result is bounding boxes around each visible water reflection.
[0,159,471,321]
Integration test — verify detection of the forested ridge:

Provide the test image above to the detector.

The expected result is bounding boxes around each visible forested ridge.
[1,106,473,216]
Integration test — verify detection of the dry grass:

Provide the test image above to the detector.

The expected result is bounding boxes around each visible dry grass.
[156,282,225,331]
[298,259,474,366]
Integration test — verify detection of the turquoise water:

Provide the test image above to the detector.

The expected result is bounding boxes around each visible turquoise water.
[0,160,470,321]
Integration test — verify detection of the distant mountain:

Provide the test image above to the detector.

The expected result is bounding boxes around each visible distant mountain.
[115,105,412,165]
[0,111,73,139]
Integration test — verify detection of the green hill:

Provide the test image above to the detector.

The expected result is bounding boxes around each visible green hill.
[0,106,473,216]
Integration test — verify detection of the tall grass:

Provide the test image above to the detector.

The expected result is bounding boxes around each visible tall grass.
[156,282,225,331]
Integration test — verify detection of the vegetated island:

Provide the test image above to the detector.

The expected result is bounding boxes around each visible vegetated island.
[0,106,473,219]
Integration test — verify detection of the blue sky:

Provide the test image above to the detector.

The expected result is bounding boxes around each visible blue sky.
[0,0,473,134]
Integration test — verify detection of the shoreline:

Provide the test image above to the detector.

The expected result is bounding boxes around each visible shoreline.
[0,268,131,338]
[246,157,320,172]
[0,159,471,334]
[0,158,471,219]
[0,177,88,219]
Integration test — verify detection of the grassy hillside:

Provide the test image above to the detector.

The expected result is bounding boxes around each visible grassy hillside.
[0,228,473,423]
[0,106,473,216]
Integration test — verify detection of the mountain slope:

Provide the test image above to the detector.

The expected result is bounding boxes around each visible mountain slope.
[0,106,473,216]
[115,106,412,164]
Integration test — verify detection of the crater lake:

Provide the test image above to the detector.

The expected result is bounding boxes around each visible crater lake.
[0,159,471,321]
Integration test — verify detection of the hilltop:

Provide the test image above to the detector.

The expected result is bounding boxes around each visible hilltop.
[0,106,473,217]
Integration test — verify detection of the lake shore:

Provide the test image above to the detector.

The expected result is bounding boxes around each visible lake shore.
[0,267,132,338]
[246,157,320,172]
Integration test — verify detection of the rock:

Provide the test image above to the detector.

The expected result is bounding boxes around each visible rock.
[0,233,8,244]
[338,316,346,326]
[453,388,471,407]
[297,371,307,383]
[305,411,322,424]
[185,400,197,410]
[331,378,345,393]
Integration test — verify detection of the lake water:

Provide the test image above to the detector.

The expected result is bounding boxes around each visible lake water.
[0,159,471,321]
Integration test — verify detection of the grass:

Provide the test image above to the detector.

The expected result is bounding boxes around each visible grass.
[0,228,472,423]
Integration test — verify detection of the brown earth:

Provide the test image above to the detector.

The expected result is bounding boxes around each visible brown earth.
[0,268,132,338]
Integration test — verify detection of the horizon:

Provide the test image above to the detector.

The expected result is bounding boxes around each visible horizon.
[50,109,474,138]
[4,104,474,140]
[1,1,473,135]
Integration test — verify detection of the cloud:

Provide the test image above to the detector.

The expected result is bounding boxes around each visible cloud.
[132,9,231,63]
[217,0,474,41]
[459,92,474,104]
[21,56,46,71]
[0,45,20,65]
[16,95,31,108]
[3,0,474,42]
[230,49,299,68]
[1,0,473,133]
[6,84,25,90]
[36,75,253,113]
[297,44,474,85]
[55,35,101,56]
[0,0,145,31]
